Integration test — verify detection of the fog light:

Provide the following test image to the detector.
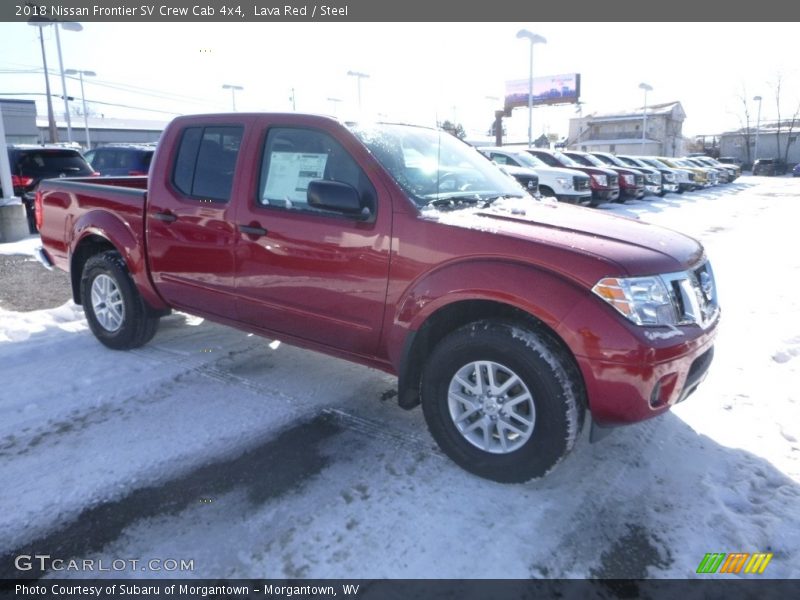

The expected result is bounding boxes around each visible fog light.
[650,373,679,408]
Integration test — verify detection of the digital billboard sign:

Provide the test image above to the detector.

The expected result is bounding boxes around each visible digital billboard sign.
[505,73,581,109]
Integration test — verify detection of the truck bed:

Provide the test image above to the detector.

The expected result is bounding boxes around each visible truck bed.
[37,176,151,296]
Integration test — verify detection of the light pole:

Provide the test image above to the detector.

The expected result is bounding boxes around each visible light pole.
[753,95,762,166]
[29,21,82,142]
[65,69,95,149]
[347,70,370,112]
[28,22,58,142]
[516,29,546,148]
[222,84,243,111]
[326,97,342,116]
[639,82,653,153]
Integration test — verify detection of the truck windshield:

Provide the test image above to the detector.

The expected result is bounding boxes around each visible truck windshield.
[643,158,669,169]
[508,151,547,169]
[551,151,581,167]
[595,154,625,167]
[567,152,605,168]
[349,123,525,206]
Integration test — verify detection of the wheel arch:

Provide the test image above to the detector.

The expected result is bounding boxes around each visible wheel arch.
[397,298,587,416]
[70,233,119,304]
[69,218,168,311]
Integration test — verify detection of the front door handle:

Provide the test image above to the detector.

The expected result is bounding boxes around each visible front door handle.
[152,211,177,223]
[238,224,268,237]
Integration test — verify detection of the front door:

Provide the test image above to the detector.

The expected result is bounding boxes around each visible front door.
[233,122,392,356]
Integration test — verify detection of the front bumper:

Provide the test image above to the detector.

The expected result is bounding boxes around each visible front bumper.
[557,192,592,206]
[621,186,645,200]
[644,184,662,195]
[591,188,620,205]
[557,295,719,426]
[663,183,679,193]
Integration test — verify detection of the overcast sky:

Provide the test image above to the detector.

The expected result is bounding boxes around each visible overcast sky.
[1,22,798,141]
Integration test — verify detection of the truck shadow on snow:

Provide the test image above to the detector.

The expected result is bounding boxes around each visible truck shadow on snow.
[1,395,797,579]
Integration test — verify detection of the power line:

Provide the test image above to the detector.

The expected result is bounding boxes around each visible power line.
[1,65,227,109]
[0,92,182,116]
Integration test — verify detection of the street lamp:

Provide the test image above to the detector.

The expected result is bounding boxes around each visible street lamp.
[30,20,82,142]
[639,82,653,152]
[753,95,763,165]
[347,70,370,112]
[326,97,342,116]
[65,69,95,149]
[28,22,58,142]
[54,22,82,142]
[222,84,243,111]
[516,29,546,148]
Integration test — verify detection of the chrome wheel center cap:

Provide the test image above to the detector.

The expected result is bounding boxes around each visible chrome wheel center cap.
[483,397,500,415]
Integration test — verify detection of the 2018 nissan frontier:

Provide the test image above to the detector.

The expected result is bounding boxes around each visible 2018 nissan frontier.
[36,113,719,482]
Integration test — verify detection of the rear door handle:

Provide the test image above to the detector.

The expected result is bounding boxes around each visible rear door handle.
[152,211,177,223]
[238,224,268,237]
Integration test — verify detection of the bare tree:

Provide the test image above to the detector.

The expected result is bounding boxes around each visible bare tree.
[773,75,783,160]
[733,84,754,166]
[770,73,800,165]
[781,99,800,165]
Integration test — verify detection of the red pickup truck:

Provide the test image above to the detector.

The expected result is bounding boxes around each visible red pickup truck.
[36,113,719,483]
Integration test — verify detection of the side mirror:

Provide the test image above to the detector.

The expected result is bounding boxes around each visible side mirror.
[307,179,364,216]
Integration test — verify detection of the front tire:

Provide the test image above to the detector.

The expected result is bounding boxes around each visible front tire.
[421,320,585,483]
[80,251,160,350]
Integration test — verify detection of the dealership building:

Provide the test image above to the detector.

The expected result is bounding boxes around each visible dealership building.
[718,121,800,166]
[1,99,165,149]
[567,101,689,157]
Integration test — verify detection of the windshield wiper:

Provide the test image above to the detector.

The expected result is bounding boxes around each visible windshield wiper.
[424,193,523,210]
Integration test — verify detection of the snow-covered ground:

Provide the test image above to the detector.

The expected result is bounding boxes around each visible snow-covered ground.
[1,176,798,580]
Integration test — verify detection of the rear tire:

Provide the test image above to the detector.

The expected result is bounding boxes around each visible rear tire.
[421,320,585,483]
[80,250,160,350]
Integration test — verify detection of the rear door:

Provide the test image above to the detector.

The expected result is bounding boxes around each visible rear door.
[232,118,392,356]
[146,119,248,317]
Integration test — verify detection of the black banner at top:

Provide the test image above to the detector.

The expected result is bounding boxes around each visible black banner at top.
[3,0,800,22]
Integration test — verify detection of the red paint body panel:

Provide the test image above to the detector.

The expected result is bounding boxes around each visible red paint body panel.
[39,113,719,427]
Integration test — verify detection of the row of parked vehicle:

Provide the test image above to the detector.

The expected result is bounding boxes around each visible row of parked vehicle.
[478,146,743,207]
[4,143,155,232]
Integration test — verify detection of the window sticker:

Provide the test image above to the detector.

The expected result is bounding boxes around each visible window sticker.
[262,152,328,206]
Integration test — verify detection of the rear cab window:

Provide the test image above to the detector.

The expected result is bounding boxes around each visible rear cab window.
[172,126,244,201]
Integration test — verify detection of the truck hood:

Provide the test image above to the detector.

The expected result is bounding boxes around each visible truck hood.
[540,165,596,179]
[421,197,704,282]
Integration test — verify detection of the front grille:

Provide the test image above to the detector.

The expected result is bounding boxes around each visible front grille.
[573,176,590,191]
[634,174,644,185]
[609,175,619,187]
[664,173,675,182]
[664,262,719,328]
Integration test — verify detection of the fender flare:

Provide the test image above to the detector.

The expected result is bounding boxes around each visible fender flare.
[387,259,591,408]
[70,211,168,310]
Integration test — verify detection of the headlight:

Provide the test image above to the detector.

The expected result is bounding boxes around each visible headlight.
[622,174,635,185]
[593,276,676,326]
[591,174,608,187]
[556,177,573,190]
[594,264,719,329]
